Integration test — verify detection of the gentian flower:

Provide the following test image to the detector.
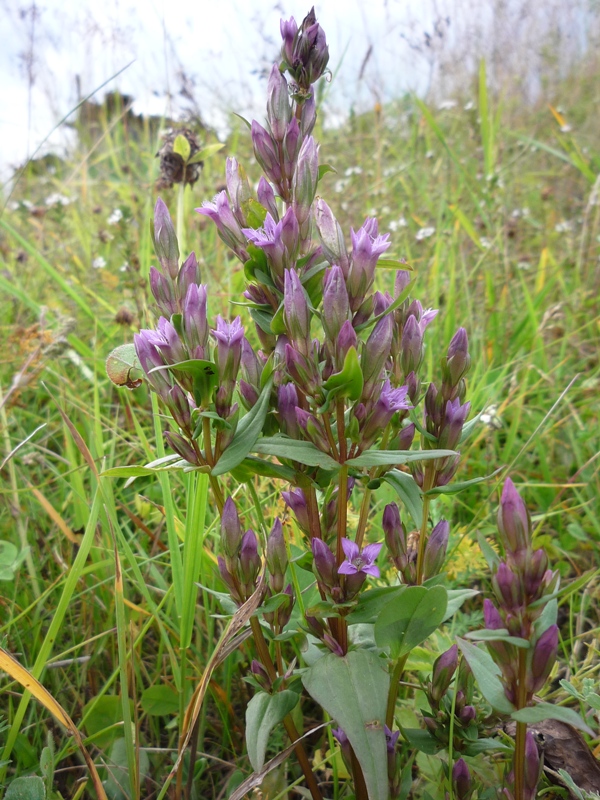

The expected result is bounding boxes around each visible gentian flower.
[338,538,382,577]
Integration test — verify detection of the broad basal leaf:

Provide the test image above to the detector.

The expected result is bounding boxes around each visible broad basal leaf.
[374,586,448,659]
[245,690,300,772]
[302,650,389,800]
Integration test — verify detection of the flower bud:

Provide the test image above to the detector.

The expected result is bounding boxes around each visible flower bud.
[292,136,319,225]
[150,266,178,317]
[134,331,171,399]
[524,731,542,800]
[347,219,391,310]
[483,599,504,630]
[423,520,449,579]
[296,407,329,452]
[312,537,337,589]
[266,519,288,593]
[178,252,202,300]
[257,177,278,220]
[523,548,549,597]
[322,266,350,343]
[443,327,470,390]
[250,659,271,690]
[314,199,350,274]
[282,488,310,532]
[431,645,458,705]
[217,555,239,601]
[226,158,252,226]
[251,120,282,186]
[182,284,208,357]
[493,561,523,611]
[528,624,558,693]
[397,422,416,451]
[400,314,424,375]
[361,310,394,398]
[300,92,317,137]
[165,385,192,433]
[266,64,292,142]
[452,758,472,800]
[153,198,180,279]
[221,496,243,561]
[212,316,244,383]
[459,705,476,725]
[239,529,261,590]
[498,478,531,557]
[284,269,311,353]
[164,431,198,465]
[438,398,471,451]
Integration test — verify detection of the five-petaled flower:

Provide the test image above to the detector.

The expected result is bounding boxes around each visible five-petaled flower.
[338,538,382,577]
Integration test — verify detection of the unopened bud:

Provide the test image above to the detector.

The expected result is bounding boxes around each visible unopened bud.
[266,519,288,593]
[431,644,458,704]
[312,537,337,589]
[498,478,531,557]
[423,520,449,579]
[154,198,179,279]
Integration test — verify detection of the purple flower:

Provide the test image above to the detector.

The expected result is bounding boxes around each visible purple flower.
[182,284,208,357]
[197,192,249,261]
[149,266,178,318]
[211,316,244,380]
[257,177,278,220]
[347,218,391,309]
[225,157,251,226]
[384,725,400,754]
[292,135,319,225]
[312,537,337,589]
[284,268,311,351]
[422,519,449,580]
[360,381,412,449]
[438,397,471,450]
[338,538,382,578]
[243,212,286,281]
[277,383,300,438]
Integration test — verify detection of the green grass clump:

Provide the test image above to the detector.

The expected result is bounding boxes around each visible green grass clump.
[0,65,598,798]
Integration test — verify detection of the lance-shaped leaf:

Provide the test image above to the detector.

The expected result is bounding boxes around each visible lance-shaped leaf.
[246,690,301,771]
[302,650,389,800]
[457,638,516,714]
[374,585,448,659]
[511,703,594,736]
[151,358,218,406]
[382,469,423,529]
[424,468,503,496]
[346,449,455,468]
[212,379,273,476]
[253,436,339,470]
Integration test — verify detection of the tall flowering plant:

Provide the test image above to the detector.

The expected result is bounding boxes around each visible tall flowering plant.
[106,9,579,800]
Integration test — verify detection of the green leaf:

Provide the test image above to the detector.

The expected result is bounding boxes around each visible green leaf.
[374,586,448,659]
[212,379,273,476]
[83,695,133,747]
[403,728,443,754]
[173,134,191,161]
[103,737,150,800]
[443,588,479,620]
[376,258,412,270]
[152,358,218,406]
[346,449,455,468]
[322,346,363,402]
[317,163,336,180]
[229,456,295,483]
[477,532,500,571]
[457,638,515,714]
[511,703,594,736]
[141,685,180,716]
[346,586,403,625]
[245,690,300,772]
[5,777,46,800]
[250,307,275,335]
[241,197,268,228]
[188,142,224,163]
[269,302,286,335]
[529,568,600,609]
[464,629,529,648]
[382,470,423,529]
[424,468,503,496]
[354,282,415,333]
[302,650,389,800]
[253,436,339,470]
[106,344,143,389]
[100,466,157,479]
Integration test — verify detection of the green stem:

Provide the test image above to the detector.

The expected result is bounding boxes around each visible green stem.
[514,649,528,800]
[385,653,409,729]
[250,618,323,800]
[415,467,434,585]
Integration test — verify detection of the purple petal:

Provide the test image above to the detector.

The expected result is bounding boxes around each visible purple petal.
[341,538,359,562]
[338,561,358,575]
[362,542,383,564]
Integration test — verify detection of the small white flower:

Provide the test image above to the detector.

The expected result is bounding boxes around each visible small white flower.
[555,220,572,233]
[415,226,435,241]
[7,201,19,211]
[480,237,492,249]
[464,101,475,111]
[45,193,71,207]
[560,124,572,133]
[119,262,129,272]
[438,99,457,111]
[388,217,408,232]
[381,205,390,215]
[92,257,107,269]
[517,261,531,271]
[481,405,503,430]
[344,166,362,177]
[22,200,33,209]
[334,179,349,193]
[425,150,434,159]
[108,208,123,225]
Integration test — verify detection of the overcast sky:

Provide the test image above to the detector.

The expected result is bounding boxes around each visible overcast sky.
[0,0,444,183]
[0,0,595,184]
